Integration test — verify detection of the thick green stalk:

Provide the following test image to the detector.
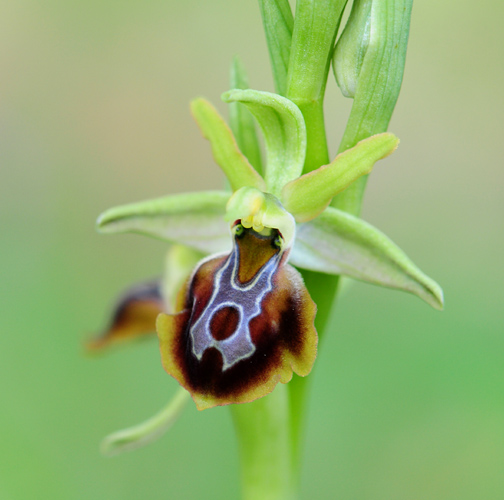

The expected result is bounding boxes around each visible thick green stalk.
[290,2,413,459]
[233,2,413,499]
[231,384,296,500]
[287,0,413,486]
[282,0,347,477]
[286,0,347,172]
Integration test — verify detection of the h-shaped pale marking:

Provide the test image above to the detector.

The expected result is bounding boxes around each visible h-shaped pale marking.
[189,242,282,371]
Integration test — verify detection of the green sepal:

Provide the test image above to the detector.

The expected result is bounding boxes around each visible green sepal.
[258,0,294,96]
[190,98,266,192]
[282,133,399,222]
[228,57,263,174]
[222,89,306,198]
[101,388,190,457]
[96,191,230,254]
[290,206,444,310]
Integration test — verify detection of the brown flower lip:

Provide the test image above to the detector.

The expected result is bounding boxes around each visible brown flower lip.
[157,224,318,410]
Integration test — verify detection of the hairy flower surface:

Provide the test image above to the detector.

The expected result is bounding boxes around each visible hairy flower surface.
[158,219,317,410]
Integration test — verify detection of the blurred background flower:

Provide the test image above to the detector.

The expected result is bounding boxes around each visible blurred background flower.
[1,1,503,498]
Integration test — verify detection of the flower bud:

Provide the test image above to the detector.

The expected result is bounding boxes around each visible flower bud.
[332,0,372,98]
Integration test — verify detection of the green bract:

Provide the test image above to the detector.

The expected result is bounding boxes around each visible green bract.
[257,0,293,96]
[332,0,414,215]
[97,91,443,310]
[333,0,413,149]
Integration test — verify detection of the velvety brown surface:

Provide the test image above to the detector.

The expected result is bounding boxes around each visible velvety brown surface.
[161,228,317,405]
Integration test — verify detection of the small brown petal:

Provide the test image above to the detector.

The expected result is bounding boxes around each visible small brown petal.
[88,280,164,351]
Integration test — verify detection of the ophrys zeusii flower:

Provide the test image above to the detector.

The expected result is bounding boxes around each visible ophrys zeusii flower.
[92,89,442,447]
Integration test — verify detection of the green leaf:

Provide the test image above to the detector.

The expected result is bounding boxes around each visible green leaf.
[290,206,444,310]
[96,191,231,254]
[332,0,413,215]
[101,388,190,456]
[228,57,263,174]
[283,133,399,222]
[190,98,266,192]
[258,0,294,96]
[222,89,306,198]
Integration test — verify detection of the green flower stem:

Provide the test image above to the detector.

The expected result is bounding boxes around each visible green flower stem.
[288,272,340,477]
[288,0,413,490]
[282,0,347,483]
[231,274,341,500]
[286,0,347,173]
[294,101,330,173]
[228,57,299,500]
[231,384,296,500]
[232,3,413,499]
[228,57,297,499]
[289,2,413,465]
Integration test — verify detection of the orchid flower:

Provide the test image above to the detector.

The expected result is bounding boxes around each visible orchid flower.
[92,88,442,450]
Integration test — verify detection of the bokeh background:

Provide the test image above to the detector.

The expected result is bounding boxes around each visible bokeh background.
[1,0,503,498]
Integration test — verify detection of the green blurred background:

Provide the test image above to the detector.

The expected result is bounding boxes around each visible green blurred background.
[1,0,503,498]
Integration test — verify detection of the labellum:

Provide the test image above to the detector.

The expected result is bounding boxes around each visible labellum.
[157,221,317,410]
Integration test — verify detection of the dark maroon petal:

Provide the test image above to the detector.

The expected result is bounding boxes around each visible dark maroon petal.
[88,279,164,351]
